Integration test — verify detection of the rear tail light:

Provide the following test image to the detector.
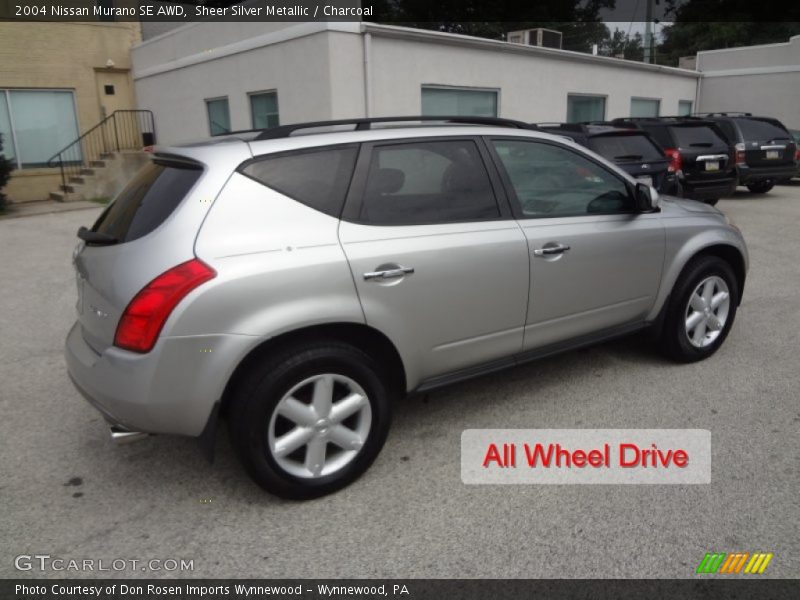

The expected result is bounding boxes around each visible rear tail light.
[795,148,800,161]
[114,259,216,353]
[735,142,746,165]
[665,148,682,173]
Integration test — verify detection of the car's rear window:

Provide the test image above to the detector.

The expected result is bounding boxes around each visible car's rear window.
[736,118,791,142]
[91,160,202,243]
[587,134,664,161]
[672,125,728,148]
[240,145,358,218]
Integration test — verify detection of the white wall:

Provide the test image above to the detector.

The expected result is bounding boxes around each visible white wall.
[697,36,800,129]
[366,32,699,122]
[133,22,701,144]
[133,25,339,143]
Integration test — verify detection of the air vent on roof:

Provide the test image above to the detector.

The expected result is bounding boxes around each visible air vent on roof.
[506,28,563,49]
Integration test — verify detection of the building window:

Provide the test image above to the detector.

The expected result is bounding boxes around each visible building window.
[566,94,606,123]
[249,91,279,129]
[678,100,693,116]
[630,97,661,118]
[421,86,498,117]
[206,97,231,136]
[0,89,81,169]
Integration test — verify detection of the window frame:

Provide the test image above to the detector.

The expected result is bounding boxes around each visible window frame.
[1,88,81,170]
[483,136,638,221]
[341,135,513,226]
[420,85,501,118]
[236,142,360,218]
[566,93,607,123]
[248,89,280,130]
[630,97,662,118]
[205,96,231,136]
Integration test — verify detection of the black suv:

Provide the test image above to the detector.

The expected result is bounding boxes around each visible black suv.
[533,123,677,195]
[610,117,737,205]
[698,113,797,193]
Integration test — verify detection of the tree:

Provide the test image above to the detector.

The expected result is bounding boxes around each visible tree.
[0,134,14,211]
[601,29,645,61]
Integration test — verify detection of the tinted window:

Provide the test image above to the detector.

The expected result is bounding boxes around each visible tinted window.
[359,140,499,225]
[241,146,358,217]
[92,160,202,243]
[716,120,737,143]
[641,124,673,148]
[587,134,665,162]
[492,139,633,218]
[736,118,791,141]
[672,125,728,148]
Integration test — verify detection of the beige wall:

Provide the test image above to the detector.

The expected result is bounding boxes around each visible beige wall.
[0,22,141,202]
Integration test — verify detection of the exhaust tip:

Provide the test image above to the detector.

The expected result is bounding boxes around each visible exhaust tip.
[110,425,149,445]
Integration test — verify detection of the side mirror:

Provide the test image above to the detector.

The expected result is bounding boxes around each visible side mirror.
[635,182,659,212]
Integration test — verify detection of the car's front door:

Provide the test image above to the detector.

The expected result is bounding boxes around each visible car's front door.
[488,137,665,351]
[339,137,530,386]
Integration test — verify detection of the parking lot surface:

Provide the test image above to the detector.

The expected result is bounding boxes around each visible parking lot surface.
[1,184,799,579]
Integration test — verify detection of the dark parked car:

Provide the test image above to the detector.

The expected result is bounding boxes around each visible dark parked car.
[533,123,678,195]
[610,117,737,205]
[789,129,800,180]
[697,113,797,193]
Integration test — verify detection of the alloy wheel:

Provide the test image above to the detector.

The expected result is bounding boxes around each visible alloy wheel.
[684,275,731,348]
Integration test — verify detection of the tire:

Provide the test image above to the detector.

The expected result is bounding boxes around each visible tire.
[746,180,774,193]
[704,198,720,206]
[228,341,392,499]
[659,255,739,363]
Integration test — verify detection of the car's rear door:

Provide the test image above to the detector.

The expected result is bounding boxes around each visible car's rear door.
[338,137,529,384]
[487,137,665,351]
[737,117,796,169]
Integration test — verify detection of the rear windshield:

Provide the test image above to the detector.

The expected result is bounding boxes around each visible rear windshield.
[736,118,791,141]
[91,160,202,243]
[672,125,728,149]
[587,134,665,161]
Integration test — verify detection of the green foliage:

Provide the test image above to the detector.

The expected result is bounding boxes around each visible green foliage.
[0,133,14,211]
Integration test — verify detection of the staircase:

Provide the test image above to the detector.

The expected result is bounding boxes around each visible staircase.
[47,110,156,202]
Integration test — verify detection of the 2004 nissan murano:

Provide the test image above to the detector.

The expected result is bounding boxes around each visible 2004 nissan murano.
[66,117,748,498]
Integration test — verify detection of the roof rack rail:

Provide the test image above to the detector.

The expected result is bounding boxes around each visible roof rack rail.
[240,116,535,141]
[532,122,585,132]
[692,112,753,117]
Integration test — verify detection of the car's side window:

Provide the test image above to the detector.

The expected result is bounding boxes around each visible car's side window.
[240,145,358,218]
[491,139,634,218]
[358,140,500,225]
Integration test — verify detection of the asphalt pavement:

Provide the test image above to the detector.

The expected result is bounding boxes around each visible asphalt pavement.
[1,184,798,579]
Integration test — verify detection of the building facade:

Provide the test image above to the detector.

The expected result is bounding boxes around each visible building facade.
[132,22,700,145]
[0,21,141,202]
[696,35,800,129]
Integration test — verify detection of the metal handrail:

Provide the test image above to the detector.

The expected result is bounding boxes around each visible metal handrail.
[47,110,156,198]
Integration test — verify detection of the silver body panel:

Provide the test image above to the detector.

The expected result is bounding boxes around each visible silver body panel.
[65,126,749,438]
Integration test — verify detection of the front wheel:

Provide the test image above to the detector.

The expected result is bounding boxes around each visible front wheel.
[228,342,392,499]
[746,180,774,193]
[658,256,739,363]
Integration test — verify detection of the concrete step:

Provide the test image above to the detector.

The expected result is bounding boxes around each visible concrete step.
[49,191,87,203]
[59,184,80,193]
[79,168,96,176]
[99,152,116,160]
[89,160,107,168]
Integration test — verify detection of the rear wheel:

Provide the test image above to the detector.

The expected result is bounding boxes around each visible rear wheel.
[228,342,392,499]
[746,180,774,193]
[659,256,739,363]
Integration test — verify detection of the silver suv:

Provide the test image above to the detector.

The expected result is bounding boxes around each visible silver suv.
[65,117,748,499]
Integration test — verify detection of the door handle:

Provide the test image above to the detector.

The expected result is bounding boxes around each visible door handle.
[533,244,571,256]
[363,266,415,281]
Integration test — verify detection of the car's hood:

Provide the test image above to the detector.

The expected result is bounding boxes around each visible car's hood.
[659,195,724,217]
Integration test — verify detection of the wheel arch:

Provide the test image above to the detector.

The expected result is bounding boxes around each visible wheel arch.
[219,323,408,419]
[694,243,746,304]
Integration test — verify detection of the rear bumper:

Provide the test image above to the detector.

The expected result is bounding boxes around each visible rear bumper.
[737,164,797,184]
[681,177,737,201]
[65,321,255,436]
